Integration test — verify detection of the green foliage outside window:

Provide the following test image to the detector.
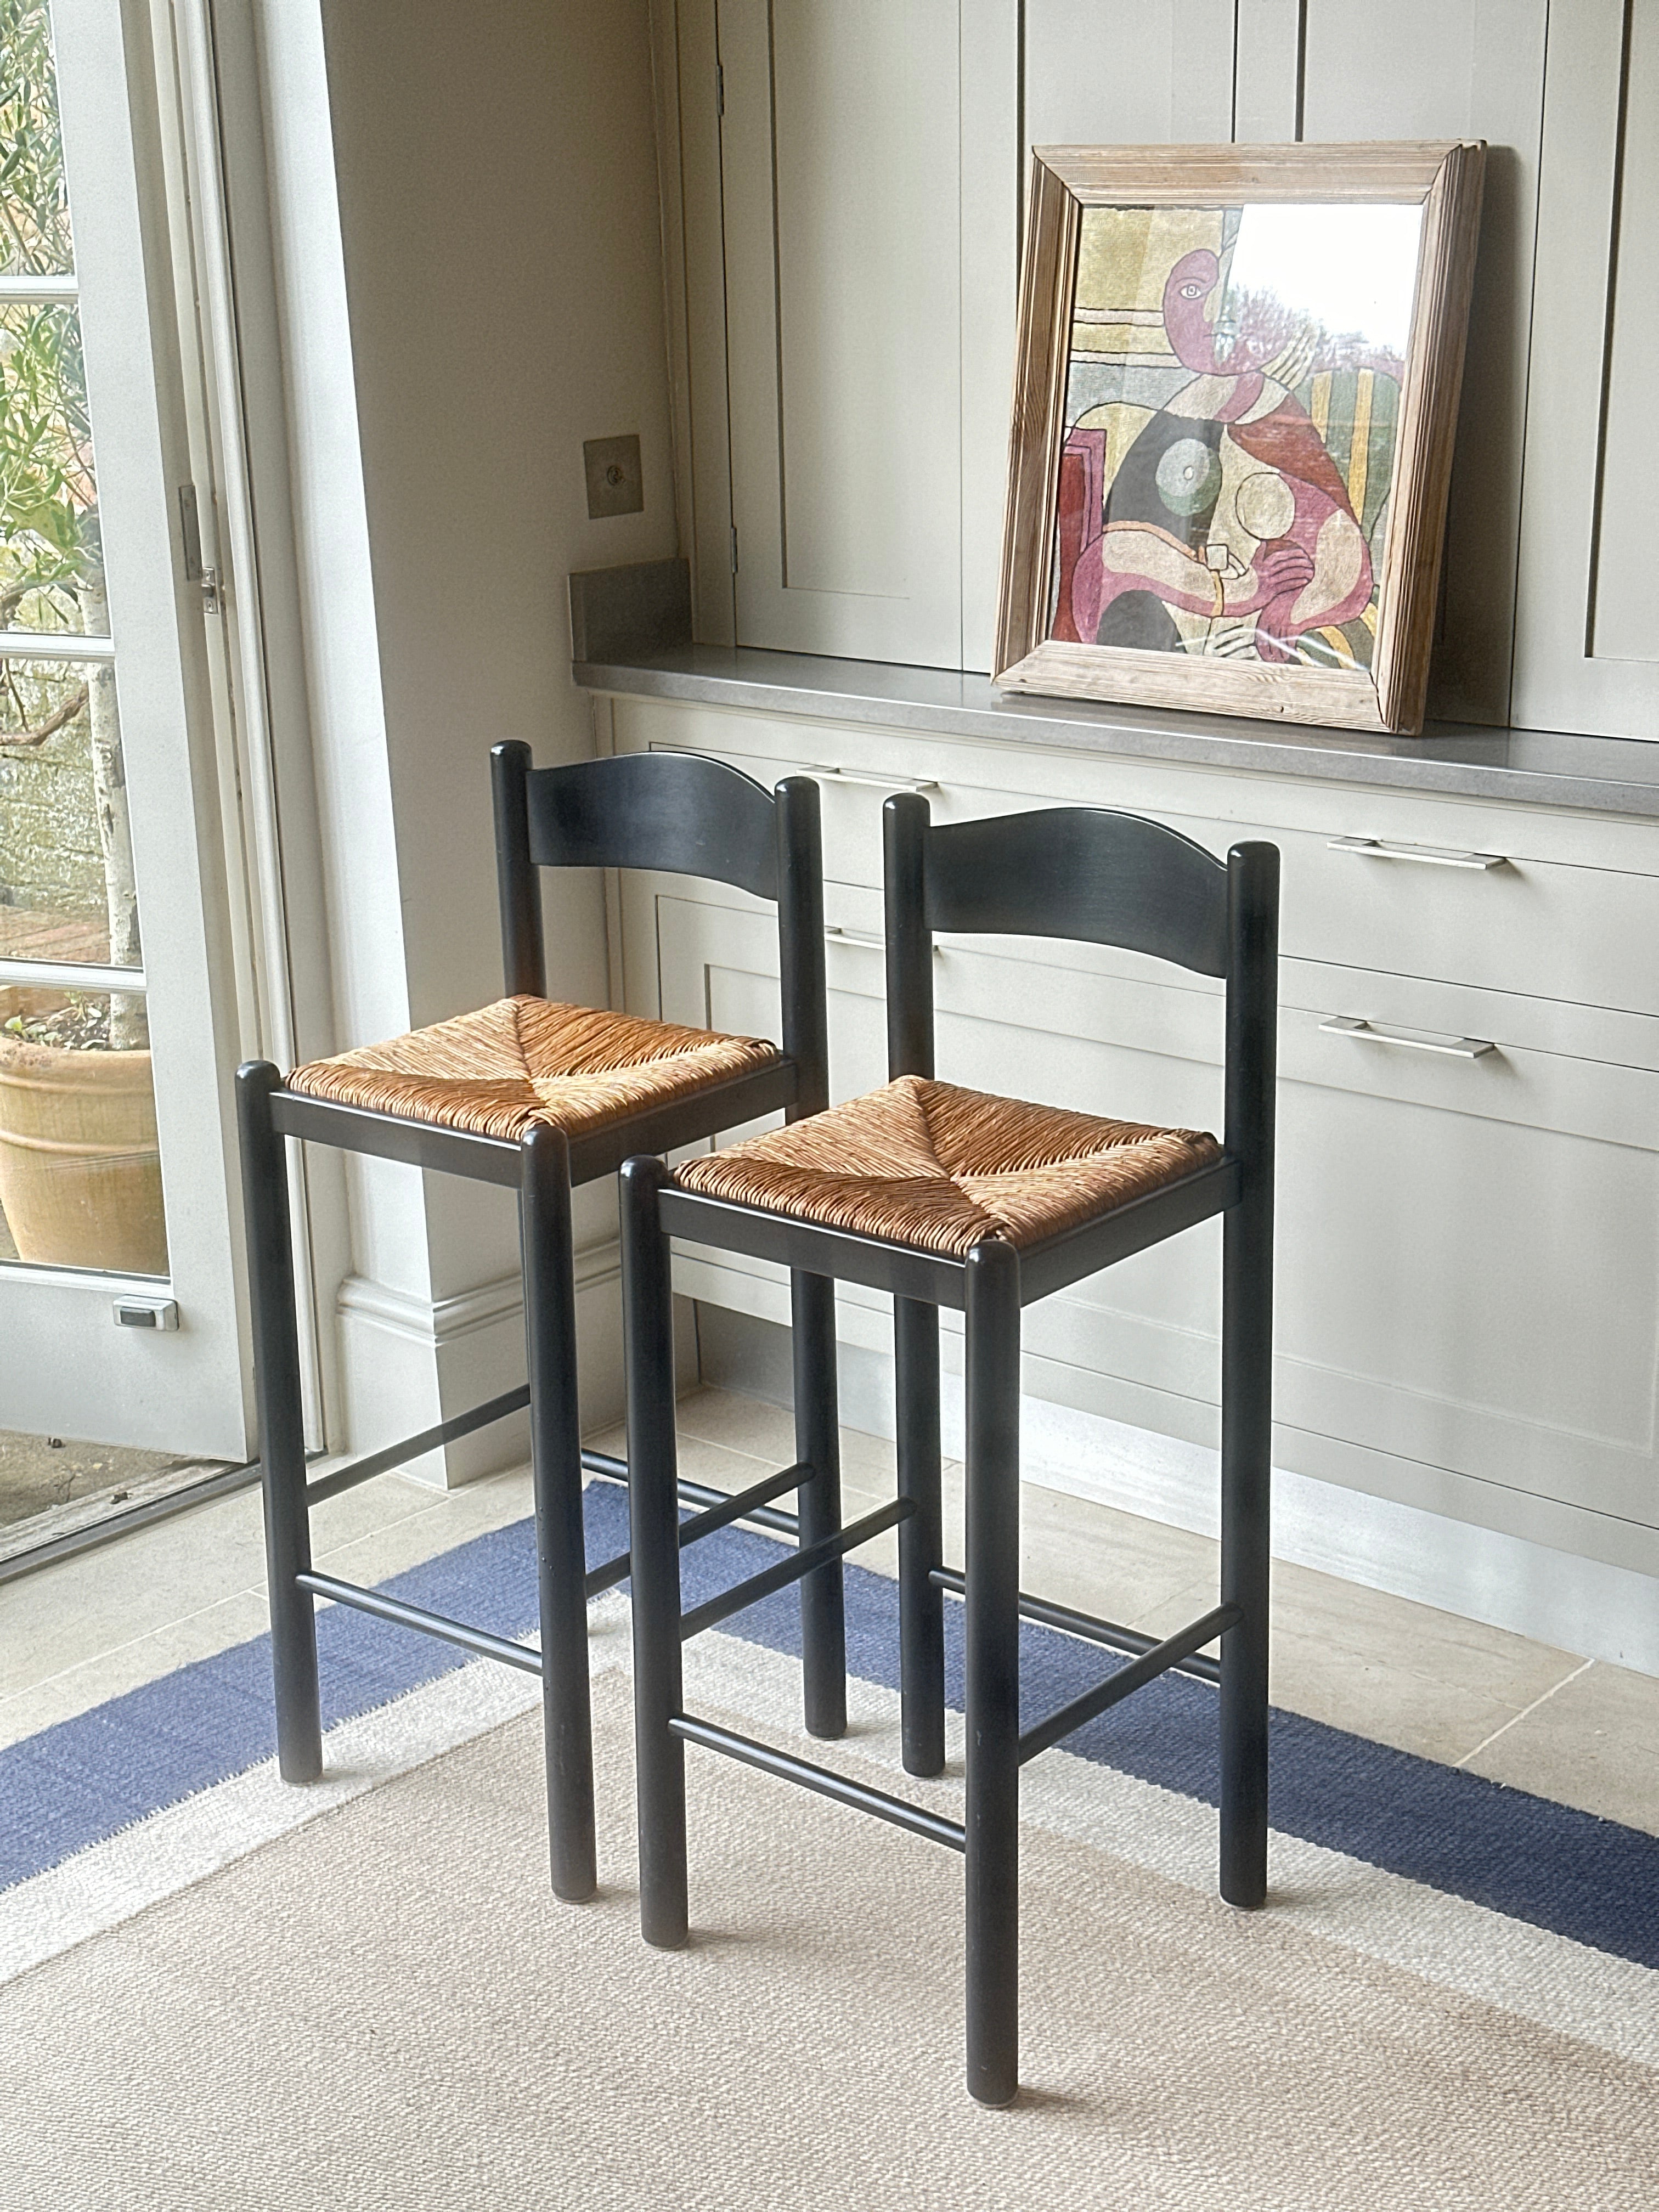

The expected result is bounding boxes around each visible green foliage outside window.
[0,1,143,1043]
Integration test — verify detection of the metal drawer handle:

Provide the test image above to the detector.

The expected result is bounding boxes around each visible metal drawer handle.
[825,924,942,957]
[1321,1015,1495,1059]
[813,764,939,793]
[1329,834,1507,870]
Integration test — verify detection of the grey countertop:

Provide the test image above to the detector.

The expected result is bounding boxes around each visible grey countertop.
[574,645,1659,820]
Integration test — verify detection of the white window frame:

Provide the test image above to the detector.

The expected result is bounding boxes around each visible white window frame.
[0,0,272,1457]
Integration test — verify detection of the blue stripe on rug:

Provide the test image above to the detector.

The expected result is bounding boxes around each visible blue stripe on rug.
[4,1483,1656,1974]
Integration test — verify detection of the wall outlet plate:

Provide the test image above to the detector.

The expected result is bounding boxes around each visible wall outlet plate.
[583,433,644,519]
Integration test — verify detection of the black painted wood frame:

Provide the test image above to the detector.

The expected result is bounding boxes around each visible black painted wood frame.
[235,742,833,1910]
[623,793,1279,2106]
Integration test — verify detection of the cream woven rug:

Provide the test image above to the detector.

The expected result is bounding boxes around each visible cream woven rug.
[2,1600,1654,2211]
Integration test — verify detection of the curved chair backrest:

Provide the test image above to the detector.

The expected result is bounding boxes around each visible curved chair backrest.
[882,792,1278,1166]
[492,742,827,1116]
[918,805,1231,974]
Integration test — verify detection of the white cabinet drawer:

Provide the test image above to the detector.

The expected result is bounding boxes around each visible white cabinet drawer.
[1271,822,1659,1017]
[622,708,1659,1018]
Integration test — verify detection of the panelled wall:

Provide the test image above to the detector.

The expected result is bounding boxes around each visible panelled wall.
[651,0,1657,740]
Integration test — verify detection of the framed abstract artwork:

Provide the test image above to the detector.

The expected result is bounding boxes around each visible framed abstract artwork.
[994,143,1485,734]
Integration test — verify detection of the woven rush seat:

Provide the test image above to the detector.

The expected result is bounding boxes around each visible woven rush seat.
[287,994,782,1143]
[673,1073,1221,1258]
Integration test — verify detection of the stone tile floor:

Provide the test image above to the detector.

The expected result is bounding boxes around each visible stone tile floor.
[1,1386,1654,1835]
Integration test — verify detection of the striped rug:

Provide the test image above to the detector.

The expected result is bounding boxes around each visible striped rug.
[2,1484,1655,2208]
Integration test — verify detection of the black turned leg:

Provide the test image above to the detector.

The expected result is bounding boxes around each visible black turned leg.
[521,1123,596,1903]
[1218,1189,1272,1910]
[895,1295,945,1778]
[620,1156,689,1948]
[792,1268,847,1741]
[236,1064,322,1785]
[963,1240,1022,2107]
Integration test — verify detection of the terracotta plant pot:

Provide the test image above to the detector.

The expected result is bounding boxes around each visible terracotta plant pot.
[0,1033,168,1275]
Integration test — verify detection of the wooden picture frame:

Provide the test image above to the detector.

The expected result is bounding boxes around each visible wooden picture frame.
[994,142,1486,735]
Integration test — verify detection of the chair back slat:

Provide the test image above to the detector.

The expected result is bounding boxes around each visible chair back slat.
[490,742,826,1113]
[525,751,779,900]
[922,806,1229,977]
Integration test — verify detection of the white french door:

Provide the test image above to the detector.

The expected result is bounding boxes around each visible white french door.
[0,0,247,1459]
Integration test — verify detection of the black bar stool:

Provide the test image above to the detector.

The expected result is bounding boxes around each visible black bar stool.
[620,794,1278,2102]
[236,744,842,1907]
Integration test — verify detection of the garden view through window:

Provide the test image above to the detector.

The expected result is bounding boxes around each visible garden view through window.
[0,0,166,1284]
[0,1,222,1555]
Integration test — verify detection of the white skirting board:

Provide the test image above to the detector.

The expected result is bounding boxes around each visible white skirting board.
[329,1238,628,1487]
[693,1297,1659,1680]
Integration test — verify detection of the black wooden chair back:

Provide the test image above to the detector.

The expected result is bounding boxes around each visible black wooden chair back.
[881,792,1277,1172]
[492,741,827,1116]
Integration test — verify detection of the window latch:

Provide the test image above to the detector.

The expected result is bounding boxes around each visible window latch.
[178,483,222,615]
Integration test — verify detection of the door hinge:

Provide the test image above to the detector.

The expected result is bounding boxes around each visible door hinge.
[178,482,222,615]
[716,60,725,118]
[730,525,739,574]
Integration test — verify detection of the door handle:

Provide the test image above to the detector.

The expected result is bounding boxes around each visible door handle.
[1328,835,1507,870]
[1320,1015,1495,1059]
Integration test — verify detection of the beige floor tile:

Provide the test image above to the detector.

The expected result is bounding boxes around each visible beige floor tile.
[675,1385,900,1491]
[310,1477,538,1590]
[583,1418,628,1462]
[674,1385,795,1462]
[0,1487,269,1700]
[1461,1660,1659,1835]
[0,1463,537,1726]
[1129,1555,1588,1768]
[1016,1483,1216,1627]
[1125,1572,1224,1641]
[149,1587,274,1667]
[1263,1623,1541,1767]
[838,1463,1221,1630]
[1266,1558,1579,1714]
[0,1629,198,1750]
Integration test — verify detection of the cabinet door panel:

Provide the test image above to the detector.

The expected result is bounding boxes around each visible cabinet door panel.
[1275,1075,1659,1526]
[1300,0,1548,727]
[719,0,963,666]
[1513,0,1659,738]
[1588,2,1659,669]
[1023,1,1235,144]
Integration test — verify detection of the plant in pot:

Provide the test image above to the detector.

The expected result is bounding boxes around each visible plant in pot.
[0,9,167,1278]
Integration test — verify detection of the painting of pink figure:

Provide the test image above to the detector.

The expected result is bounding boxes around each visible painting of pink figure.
[1048,200,1417,674]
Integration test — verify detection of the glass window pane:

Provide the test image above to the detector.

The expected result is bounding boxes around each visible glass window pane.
[0,2,75,276]
[0,300,104,636]
[0,654,140,969]
[0,983,167,1275]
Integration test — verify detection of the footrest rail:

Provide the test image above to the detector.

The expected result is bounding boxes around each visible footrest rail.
[930,1567,1224,1688]
[679,1498,913,1641]
[1018,1602,1240,1765]
[583,1462,809,1598]
[296,1568,543,1677]
[581,1448,802,1541]
[305,1385,532,1508]
[672,1712,966,1852]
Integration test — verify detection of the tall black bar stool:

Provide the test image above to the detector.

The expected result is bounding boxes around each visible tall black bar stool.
[236,743,843,1908]
[620,794,1278,2102]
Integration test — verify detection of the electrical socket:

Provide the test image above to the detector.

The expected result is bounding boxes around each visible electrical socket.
[583,433,644,520]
